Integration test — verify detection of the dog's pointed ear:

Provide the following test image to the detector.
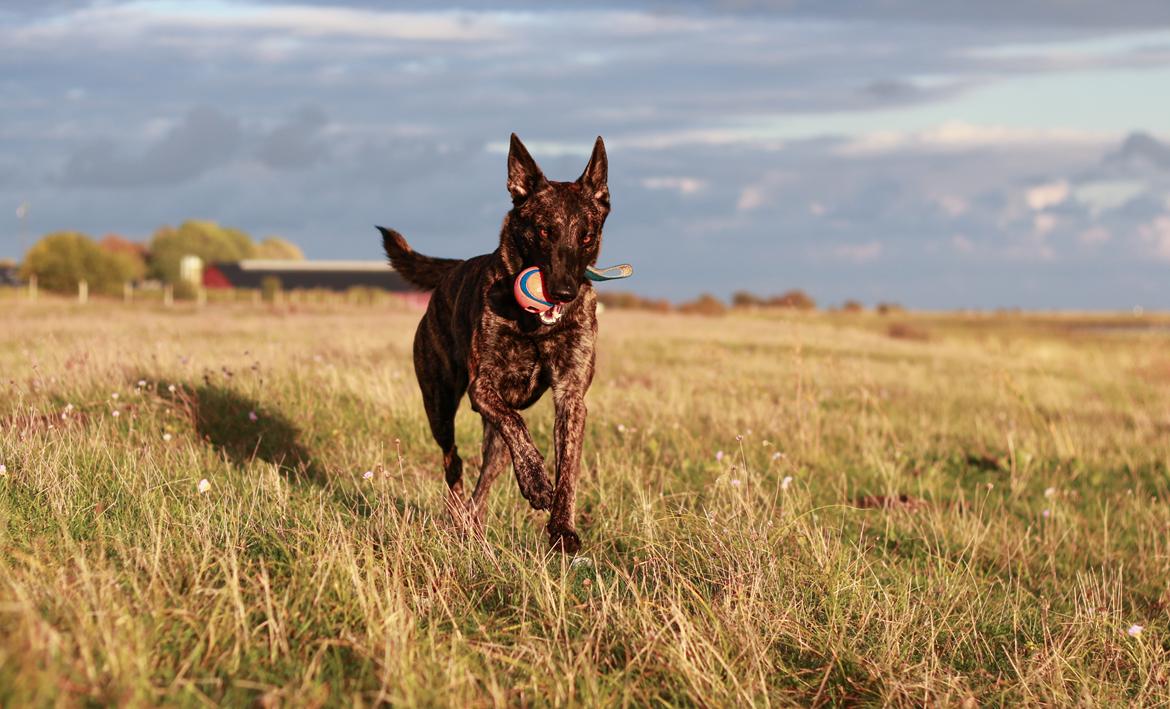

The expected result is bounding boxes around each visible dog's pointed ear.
[507,133,547,204]
[578,136,609,206]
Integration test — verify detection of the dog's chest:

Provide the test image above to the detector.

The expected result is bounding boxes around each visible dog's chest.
[497,352,550,409]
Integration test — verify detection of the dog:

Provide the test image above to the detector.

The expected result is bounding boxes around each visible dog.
[378,133,611,553]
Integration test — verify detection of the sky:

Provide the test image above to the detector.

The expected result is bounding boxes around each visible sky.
[3,1,1170,308]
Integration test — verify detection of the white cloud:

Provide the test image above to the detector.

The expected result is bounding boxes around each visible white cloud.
[1138,216,1170,261]
[11,5,511,44]
[1078,226,1112,245]
[831,241,883,263]
[837,121,1108,155]
[1032,212,1058,236]
[1025,180,1070,211]
[737,186,767,211]
[951,233,975,253]
[641,176,706,195]
[935,194,969,217]
[808,201,827,216]
[1074,180,1146,215]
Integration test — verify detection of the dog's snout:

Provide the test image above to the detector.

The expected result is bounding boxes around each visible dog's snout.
[548,284,576,304]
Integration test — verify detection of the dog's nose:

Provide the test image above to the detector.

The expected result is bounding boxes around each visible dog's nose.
[548,285,576,303]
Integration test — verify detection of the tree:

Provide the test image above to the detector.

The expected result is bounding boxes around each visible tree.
[20,232,141,295]
[148,220,258,283]
[732,291,763,308]
[255,237,305,260]
[767,289,817,310]
[98,234,147,282]
[678,293,727,316]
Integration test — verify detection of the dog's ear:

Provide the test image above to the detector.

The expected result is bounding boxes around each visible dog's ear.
[578,136,609,206]
[507,133,548,204]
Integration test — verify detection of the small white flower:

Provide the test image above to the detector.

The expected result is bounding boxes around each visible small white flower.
[1127,624,1144,638]
[771,451,783,461]
[781,475,794,491]
[111,410,120,418]
[735,434,743,442]
[1042,509,1051,518]
[248,411,258,422]
[65,403,74,412]
[363,470,374,480]
[137,380,146,387]
[616,423,626,433]
[1044,487,1056,499]
[730,478,742,487]
[0,463,7,477]
[570,556,593,569]
[111,392,119,400]
[197,478,211,494]
[162,433,172,442]
[715,450,724,462]
[167,384,176,393]
[762,440,772,447]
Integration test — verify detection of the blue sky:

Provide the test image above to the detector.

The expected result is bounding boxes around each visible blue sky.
[3,1,1170,308]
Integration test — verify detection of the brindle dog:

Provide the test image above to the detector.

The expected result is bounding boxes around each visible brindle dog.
[377,133,610,553]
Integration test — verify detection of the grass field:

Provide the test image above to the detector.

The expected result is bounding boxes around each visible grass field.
[2,300,1169,706]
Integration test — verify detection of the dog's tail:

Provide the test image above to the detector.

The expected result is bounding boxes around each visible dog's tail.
[377,226,462,291]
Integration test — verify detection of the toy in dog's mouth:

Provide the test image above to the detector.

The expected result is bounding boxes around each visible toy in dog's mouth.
[513,264,633,325]
[513,267,562,324]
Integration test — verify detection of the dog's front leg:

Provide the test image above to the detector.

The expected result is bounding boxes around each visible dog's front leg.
[468,378,553,510]
[547,388,587,554]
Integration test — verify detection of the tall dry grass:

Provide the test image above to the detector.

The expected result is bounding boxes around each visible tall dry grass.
[1,301,1169,705]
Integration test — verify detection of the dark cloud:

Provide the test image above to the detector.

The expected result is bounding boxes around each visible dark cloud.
[1105,132,1170,170]
[255,106,331,170]
[4,2,1170,308]
[60,107,242,188]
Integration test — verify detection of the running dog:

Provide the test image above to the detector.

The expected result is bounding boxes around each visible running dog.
[378,133,610,553]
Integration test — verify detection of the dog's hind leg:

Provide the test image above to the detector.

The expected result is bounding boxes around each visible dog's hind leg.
[469,421,510,527]
[418,375,468,518]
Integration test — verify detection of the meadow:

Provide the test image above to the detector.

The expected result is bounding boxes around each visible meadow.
[1,298,1169,706]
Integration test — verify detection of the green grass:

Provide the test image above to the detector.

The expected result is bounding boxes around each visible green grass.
[2,301,1169,706]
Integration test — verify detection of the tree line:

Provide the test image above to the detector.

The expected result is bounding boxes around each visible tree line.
[17,221,304,295]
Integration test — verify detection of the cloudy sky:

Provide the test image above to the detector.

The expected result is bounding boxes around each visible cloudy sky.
[3,1,1170,308]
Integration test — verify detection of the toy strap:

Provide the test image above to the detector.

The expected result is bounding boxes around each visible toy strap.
[585,264,634,282]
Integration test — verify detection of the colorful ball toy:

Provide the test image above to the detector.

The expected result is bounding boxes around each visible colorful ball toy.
[513,266,555,315]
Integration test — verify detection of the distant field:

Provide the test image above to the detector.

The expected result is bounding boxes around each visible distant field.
[2,300,1169,705]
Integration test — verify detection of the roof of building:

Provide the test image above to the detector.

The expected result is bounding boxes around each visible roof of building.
[234,260,393,272]
[203,259,412,292]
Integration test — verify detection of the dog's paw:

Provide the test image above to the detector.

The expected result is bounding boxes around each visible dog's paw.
[548,527,581,555]
[516,453,553,510]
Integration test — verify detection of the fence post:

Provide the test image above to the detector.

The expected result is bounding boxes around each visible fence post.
[123,281,133,304]
[28,274,37,302]
[78,279,88,305]
[164,284,174,307]
[197,287,207,308]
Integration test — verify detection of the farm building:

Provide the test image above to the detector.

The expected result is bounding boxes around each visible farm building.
[202,259,413,293]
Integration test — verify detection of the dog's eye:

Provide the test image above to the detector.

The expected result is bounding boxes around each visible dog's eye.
[538,227,549,239]
[581,233,594,245]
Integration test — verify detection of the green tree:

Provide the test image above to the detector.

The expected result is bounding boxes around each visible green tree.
[98,234,148,283]
[148,220,258,283]
[255,237,305,260]
[20,232,141,295]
